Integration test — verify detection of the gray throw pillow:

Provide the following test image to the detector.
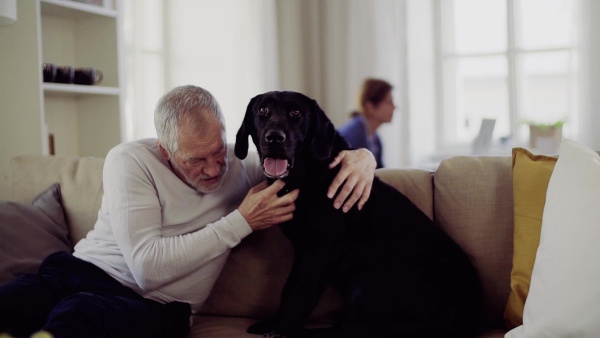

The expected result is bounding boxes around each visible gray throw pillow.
[0,183,72,285]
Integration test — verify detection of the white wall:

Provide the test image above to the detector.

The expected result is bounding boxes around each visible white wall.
[0,0,44,200]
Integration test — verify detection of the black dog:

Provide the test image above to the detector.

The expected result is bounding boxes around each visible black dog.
[235,91,481,338]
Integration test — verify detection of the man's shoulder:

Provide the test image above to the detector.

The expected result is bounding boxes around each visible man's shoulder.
[105,138,164,171]
[108,138,159,157]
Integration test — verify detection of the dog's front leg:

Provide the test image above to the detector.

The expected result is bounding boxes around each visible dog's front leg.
[247,248,336,336]
[276,243,343,334]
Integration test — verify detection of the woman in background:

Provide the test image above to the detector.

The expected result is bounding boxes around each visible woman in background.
[338,78,396,168]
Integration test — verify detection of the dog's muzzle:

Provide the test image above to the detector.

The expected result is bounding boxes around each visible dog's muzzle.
[262,128,293,178]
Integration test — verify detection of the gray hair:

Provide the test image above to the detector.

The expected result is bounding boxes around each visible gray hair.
[154,85,225,156]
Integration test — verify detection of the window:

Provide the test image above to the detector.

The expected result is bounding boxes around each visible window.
[436,0,579,149]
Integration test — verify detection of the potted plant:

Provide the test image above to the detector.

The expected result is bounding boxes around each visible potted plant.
[524,119,565,150]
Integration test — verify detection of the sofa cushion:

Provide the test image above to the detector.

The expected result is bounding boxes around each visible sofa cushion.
[198,225,342,322]
[506,139,600,337]
[0,183,71,285]
[11,155,105,246]
[375,168,434,220]
[434,156,514,329]
[504,148,557,329]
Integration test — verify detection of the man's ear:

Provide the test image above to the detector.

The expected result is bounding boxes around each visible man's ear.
[234,96,258,159]
[157,140,171,161]
[308,99,338,161]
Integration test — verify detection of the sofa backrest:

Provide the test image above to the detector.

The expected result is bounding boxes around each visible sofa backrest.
[375,168,434,220]
[11,155,104,245]
[10,154,511,330]
[434,155,514,330]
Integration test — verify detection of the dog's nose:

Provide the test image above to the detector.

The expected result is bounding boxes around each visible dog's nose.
[265,130,286,143]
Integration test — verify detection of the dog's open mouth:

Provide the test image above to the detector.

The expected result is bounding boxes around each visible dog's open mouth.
[262,157,293,179]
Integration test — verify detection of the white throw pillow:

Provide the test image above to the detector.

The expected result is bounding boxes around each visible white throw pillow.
[505,139,600,338]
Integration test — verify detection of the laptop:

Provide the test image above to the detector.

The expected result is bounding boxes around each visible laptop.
[472,118,496,155]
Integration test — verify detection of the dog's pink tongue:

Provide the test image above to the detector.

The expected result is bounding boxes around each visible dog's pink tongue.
[264,158,288,177]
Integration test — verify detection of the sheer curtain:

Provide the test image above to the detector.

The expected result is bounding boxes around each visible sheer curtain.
[123,0,410,166]
[123,0,279,145]
[345,0,408,167]
[274,0,408,167]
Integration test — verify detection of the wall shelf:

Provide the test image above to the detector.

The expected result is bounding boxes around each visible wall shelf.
[39,0,125,157]
[0,0,124,200]
[44,83,120,96]
[40,0,117,18]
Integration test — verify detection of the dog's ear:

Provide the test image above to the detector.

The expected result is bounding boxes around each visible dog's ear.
[235,95,258,159]
[308,99,339,161]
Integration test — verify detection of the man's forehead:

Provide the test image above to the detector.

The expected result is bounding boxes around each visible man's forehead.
[179,112,223,131]
[177,131,226,157]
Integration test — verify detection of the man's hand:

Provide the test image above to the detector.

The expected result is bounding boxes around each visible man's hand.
[328,148,376,212]
[238,180,299,231]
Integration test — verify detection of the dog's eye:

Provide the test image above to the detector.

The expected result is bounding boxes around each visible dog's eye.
[259,107,269,115]
[290,110,301,117]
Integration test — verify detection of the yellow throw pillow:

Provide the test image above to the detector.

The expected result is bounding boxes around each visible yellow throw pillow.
[504,148,557,329]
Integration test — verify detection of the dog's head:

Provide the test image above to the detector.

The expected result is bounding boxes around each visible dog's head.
[235,91,342,180]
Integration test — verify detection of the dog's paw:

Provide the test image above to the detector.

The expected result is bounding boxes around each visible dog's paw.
[247,320,277,335]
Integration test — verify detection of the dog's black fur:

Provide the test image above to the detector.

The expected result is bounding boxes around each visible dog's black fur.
[235,91,481,338]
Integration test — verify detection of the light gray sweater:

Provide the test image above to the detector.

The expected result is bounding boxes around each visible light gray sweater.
[74,138,264,313]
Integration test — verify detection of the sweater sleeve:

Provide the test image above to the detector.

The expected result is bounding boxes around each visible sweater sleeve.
[102,149,252,291]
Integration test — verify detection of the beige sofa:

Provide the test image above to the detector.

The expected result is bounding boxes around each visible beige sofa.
[9,154,514,338]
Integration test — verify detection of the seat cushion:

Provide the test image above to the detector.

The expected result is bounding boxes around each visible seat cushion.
[0,183,71,284]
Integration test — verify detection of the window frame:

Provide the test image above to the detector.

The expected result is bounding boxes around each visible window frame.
[433,0,579,151]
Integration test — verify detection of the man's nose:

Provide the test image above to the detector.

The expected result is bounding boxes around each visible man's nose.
[204,158,221,176]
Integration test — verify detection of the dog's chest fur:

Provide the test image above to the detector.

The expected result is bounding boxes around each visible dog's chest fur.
[276,151,366,252]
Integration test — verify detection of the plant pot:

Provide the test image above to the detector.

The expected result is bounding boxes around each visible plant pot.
[529,125,563,152]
